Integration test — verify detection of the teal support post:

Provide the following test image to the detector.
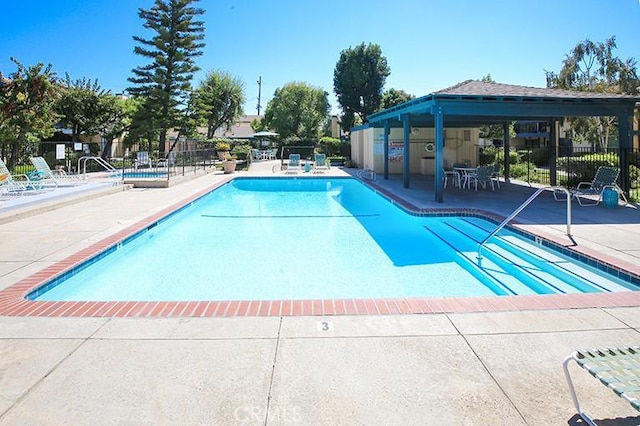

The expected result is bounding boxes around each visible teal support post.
[503,121,510,183]
[618,112,633,194]
[402,114,411,188]
[434,106,444,202]
[549,118,557,186]
[383,120,390,180]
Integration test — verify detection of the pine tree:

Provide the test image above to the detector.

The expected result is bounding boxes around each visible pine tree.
[127,0,205,154]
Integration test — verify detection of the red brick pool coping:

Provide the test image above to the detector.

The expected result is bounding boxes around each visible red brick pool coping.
[1,176,640,318]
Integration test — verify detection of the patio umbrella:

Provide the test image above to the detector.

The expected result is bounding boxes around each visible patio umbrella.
[251,131,279,147]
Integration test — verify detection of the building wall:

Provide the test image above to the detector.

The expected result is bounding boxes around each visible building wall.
[350,126,481,174]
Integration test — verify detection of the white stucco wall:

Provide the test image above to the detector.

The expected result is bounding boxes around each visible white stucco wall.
[350,126,481,174]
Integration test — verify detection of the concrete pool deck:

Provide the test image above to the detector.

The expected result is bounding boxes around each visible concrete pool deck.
[1,161,640,424]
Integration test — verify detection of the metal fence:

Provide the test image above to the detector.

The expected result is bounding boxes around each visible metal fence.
[478,146,639,201]
[4,148,223,181]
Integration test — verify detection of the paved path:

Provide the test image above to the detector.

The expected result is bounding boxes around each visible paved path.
[1,163,640,424]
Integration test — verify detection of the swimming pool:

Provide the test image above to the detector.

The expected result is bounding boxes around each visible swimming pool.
[28,177,637,302]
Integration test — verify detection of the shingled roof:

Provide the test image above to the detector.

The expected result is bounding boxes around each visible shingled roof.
[435,80,637,100]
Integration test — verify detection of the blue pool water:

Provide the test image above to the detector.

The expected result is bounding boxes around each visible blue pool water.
[122,171,168,179]
[31,177,637,301]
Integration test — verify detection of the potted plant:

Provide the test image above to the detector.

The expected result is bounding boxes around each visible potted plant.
[223,154,237,174]
[215,141,231,160]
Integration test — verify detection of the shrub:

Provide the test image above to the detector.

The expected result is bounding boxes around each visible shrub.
[215,141,231,151]
[231,143,251,161]
[318,136,341,157]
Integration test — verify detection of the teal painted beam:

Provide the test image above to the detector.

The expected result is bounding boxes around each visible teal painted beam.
[383,120,390,180]
[402,114,411,188]
[434,106,444,202]
[549,119,557,186]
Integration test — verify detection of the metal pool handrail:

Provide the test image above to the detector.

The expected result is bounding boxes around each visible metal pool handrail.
[477,186,571,260]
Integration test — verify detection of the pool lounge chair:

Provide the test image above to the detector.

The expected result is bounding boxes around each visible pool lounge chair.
[135,151,152,169]
[563,346,640,425]
[554,166,627,206]
[0,158,44,197]
[157,151,176,167]
[29,156,86,187]
[285,154,301,174]
[312,153,330,173]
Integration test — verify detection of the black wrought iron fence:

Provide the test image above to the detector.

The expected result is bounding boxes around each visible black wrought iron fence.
[479,146,639,202]
[2,148,222,181]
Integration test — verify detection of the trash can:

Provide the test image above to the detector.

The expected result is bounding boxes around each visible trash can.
[602,187,619,208]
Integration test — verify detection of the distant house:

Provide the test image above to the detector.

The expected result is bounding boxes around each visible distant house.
[211,115,262,139]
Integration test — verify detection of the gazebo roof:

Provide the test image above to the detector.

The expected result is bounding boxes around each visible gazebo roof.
[434,79,636,99]
[367,80,640,128]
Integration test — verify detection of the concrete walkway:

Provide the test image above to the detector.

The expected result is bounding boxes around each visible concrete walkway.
[1,163,640,425]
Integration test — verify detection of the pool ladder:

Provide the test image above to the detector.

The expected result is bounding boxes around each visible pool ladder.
[357,168,376,181]
[77,156,120,176]
[477,186,571,260]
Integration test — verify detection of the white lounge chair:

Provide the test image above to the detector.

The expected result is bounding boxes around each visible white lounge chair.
[157,151,177,167]
[554,166,627,206]
[285,154,301,174]
[312,153,330,173]
[0,158,44,197]
[29,156,86,187]
[135,151,152,169]
[563,347,640,425]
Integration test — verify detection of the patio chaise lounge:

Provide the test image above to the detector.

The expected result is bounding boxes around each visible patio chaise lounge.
[29,156,87,187]
[312,153,330,173]
[563,346,640,425]
[554,166,627,206]
[157,151,176,167]
[285,154,301,174]
[0,158,45,197]
[135,151,152,169]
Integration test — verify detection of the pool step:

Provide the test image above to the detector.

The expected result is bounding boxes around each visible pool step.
[424,222,542,296]
[450,218,631,295]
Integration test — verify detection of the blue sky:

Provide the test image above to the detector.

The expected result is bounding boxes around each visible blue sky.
[2,0,639,114]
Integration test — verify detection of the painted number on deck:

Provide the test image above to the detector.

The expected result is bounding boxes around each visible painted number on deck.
[318,321,333,331]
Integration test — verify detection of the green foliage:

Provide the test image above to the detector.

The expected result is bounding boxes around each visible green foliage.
[56,74,117,142]
[380,88,414,110]
[0,58,60,168]
[231,143,251,161]
[127,0,205,153]
[263,82,330,139]
[317,136,341,156]
[333,42,390,123]
[193,70,245,138]
[509,162,544,183]
[545,36,640,148]
[214,141,230,151]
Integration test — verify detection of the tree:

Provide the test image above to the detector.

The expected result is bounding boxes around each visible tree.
[125,97,161,153]
[262,82,330,140]
[380,88,414,110]
[193,70,245,138]
[98,95,138,159]
[56,74,111,142]
[0,58,59,169]
[127,0,205,154]
[545,36,640,148]
[333,42,390,127]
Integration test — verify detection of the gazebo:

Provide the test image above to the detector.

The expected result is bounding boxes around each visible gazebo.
[365,80,640,202]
